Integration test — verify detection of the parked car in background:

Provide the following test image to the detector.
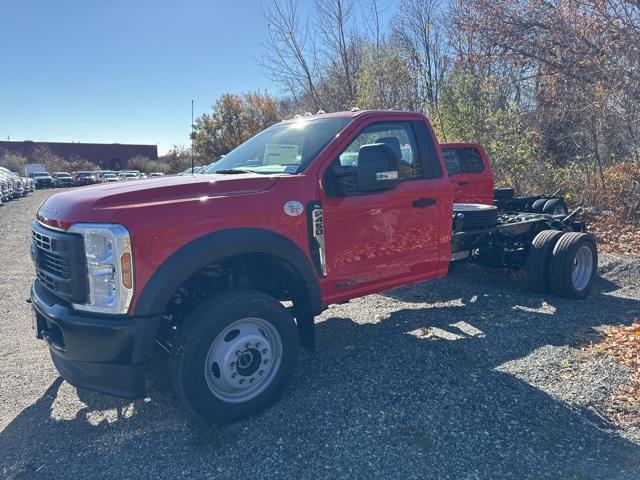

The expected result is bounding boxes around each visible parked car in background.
[29,171,54,189]
[16,173,34,194]
[95,170,118,183]
[118,171,140,181]
[0,175,11,202]
[0,167,25,197]
[101,172,119,183]
[73,171,98,186]
[149,172,165,177]
[0,173,15,201]
[52,172,74,188]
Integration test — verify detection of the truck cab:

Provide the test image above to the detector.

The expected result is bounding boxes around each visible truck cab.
[440,142,494,205]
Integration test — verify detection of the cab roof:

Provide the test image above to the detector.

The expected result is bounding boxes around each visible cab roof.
[279,109,424,124]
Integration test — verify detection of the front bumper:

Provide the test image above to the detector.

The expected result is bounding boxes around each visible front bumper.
[30,280,162,398]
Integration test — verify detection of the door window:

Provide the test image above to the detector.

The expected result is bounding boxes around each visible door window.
[338,122,422,180]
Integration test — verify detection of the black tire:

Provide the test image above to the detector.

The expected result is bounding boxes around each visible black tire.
[549,232,598,299]
[170,290,299,423]
[531,199,547,212]
[493,187,515,200]
[453,204,499,230]
[526,230,564,293]
[542,198,568,215]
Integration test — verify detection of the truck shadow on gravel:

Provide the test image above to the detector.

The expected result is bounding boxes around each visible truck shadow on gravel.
[2,262,640,479]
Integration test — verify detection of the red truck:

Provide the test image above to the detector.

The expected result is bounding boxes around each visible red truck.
[31,110,597,422]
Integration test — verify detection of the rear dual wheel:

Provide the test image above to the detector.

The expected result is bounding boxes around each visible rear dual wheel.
[542,198,568,215]
[549,232,597,298]
[170,290,299,423]
[532,198,568,215]
[526,230,597,298]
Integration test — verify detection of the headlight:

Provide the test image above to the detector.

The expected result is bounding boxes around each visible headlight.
[68,223,134,315]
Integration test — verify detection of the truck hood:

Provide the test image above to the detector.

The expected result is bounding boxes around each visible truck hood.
[37,174,280,229]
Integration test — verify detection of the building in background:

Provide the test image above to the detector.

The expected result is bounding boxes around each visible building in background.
[0,141,158,170]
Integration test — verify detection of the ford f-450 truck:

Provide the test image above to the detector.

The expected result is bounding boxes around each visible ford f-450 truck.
[30,110,597,422]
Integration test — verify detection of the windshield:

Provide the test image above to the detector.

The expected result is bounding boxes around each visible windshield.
[79,172,94,177]
[34,172,50,177]
[203,118,350,175]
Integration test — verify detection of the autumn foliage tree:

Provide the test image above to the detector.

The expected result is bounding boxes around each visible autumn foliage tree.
[192,91,280,161]
[258,0,640,213]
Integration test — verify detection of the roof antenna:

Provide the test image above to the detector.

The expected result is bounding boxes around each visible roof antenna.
[191,99,195,174]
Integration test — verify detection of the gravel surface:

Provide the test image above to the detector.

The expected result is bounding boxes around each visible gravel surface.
[1,189,640,480]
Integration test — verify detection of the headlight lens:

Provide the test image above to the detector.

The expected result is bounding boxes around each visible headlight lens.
[68,223,134,314]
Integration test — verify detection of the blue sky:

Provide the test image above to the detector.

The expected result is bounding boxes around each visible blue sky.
[0,1,279,153]
[0,1,399,153]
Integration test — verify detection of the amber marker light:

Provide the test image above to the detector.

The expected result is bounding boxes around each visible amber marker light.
[121,253,133,289]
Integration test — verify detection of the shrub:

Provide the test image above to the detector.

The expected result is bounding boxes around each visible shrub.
[0,151,27,173]
[588,162,640,221]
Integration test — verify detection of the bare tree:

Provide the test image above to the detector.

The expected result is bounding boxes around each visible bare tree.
[261,0,325,109]
[391,0,450,132]
[315,0,363,108]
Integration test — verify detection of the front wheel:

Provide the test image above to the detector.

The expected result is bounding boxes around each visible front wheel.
[170,290,299,423]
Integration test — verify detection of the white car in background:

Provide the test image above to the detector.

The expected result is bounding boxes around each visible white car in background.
[0,167,25,198]
[95,170,118,183]
[118,172,140,181]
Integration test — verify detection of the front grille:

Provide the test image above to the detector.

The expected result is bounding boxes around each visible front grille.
[33,276,66,307]
[32,221,87,304]
[32,230,71,278]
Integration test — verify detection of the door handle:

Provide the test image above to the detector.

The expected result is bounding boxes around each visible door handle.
[412,198,437,208]
[457,181,469,186]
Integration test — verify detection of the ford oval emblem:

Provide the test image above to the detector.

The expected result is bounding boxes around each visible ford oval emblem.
[283,201,304,217]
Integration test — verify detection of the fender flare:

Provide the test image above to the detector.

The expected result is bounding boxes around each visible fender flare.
[133,228,324,317]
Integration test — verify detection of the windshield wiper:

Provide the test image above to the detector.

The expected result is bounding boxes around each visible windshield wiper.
[213,169,258,175]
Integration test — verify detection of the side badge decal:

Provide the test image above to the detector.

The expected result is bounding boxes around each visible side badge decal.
[284,200,304,217]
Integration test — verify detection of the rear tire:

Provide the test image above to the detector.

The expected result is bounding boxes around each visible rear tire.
[170,290,299,423]
[549,232,597,299]
[526,230,564,293]
[531,199,547,212]
[542,198,568,215]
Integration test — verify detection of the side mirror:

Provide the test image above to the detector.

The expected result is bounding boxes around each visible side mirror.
[357,143,400,192]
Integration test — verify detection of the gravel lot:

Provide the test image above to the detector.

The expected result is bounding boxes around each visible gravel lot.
[1,189,640,480]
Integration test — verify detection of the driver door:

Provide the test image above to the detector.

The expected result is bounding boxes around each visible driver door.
[319,120,450,303]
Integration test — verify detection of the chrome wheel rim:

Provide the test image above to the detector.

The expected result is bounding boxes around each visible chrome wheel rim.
[571,245,593,291]
[204,317,282,403]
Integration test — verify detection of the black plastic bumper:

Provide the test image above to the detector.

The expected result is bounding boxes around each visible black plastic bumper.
[30,280,162,399]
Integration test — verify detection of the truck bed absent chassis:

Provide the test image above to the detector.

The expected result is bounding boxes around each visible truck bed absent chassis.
[451,210,584,267]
